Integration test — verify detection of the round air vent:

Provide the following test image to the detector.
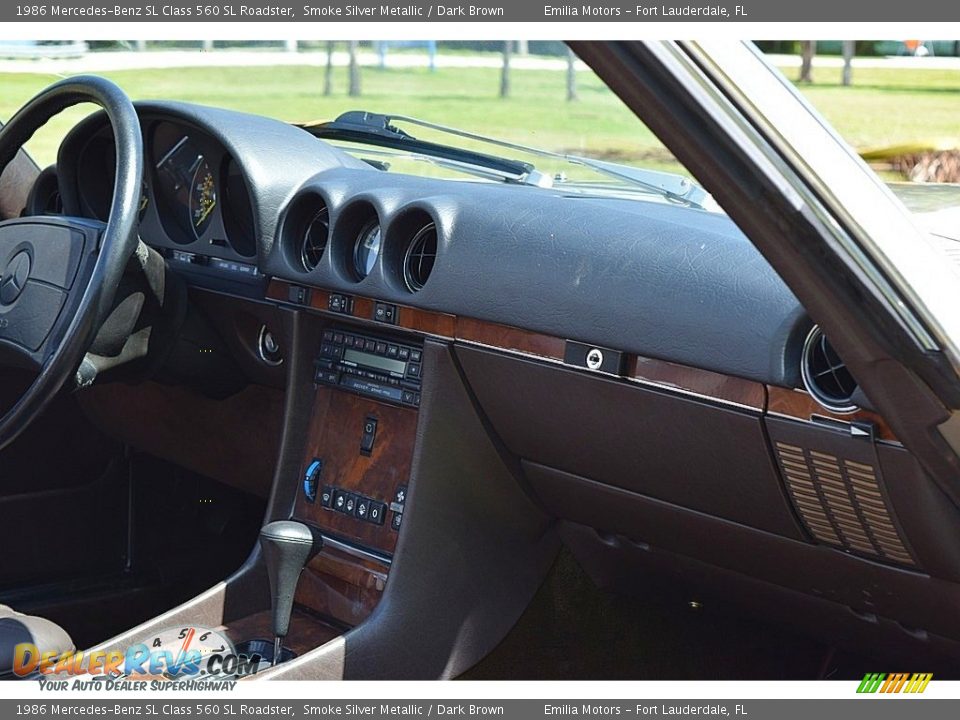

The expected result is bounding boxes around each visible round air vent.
[299,205,329,272]
[402,222,438,293]
[801,325,859,413]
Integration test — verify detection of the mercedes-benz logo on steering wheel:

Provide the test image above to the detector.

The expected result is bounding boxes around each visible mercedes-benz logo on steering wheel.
[0,251,30,306]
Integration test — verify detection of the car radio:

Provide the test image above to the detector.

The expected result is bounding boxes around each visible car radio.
[315,328,423,408]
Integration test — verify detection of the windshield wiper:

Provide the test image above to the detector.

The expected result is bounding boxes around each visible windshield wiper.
[301,111,708,208]
[301,111,554,187]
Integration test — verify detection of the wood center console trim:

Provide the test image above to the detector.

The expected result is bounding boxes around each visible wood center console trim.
[293,386,417,557]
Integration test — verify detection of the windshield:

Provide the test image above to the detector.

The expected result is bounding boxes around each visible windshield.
[3,41,956,217]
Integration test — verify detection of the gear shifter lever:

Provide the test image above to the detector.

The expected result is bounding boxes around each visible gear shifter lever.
[258,521,323,666]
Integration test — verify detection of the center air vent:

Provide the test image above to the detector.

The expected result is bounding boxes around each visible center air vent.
[801,325,859,413]
[300,206,330,272]
[402,222,438,293]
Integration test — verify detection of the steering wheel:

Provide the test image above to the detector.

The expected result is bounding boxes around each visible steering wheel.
[0,75,142,452]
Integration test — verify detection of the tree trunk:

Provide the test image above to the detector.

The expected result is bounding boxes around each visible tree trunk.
[500,41,512,98]
[566,47,578,102]
[799,41,816,83]
[324,41,335,96]
[348,41,361,97]
[841,40,855,86]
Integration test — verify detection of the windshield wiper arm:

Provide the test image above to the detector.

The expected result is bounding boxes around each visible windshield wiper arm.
[301,111,553,187]
[302,111,708,207]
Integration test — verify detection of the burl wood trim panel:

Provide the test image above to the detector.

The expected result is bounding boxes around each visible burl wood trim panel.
[767,386,898,443]
[266,280,456,336]
[627,356,766,410]
[292,386,417,556]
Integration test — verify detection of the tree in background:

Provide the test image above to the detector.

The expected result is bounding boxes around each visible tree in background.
[324,41,335,96]
[799,41,816,83]
[500,41,512,98]
[842,40,855,86]
[348,41,361,97]
[566,47,578,102]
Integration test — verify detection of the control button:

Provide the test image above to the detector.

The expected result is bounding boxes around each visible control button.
[360,416,378,455]
[333,332,344,344]
[374,302,398,325]
[413,393,421,407]
[345,335,356,348]
[322,330,334,341]
[410,349,422,363]
[364,339,376,352]
[407,363,421,378]
[333,489,349,513]
[368,501,387,526]
[329,293,351,314]
[390,511,403,532]
[344,494,357,515]
[288,285,310,305]
[303,459,323,503]
[355,496,371,521]
[387,345,399,358]
[320,485,334,508]
[398,347,410,361]
[393,485,407,506]
[320,342,335,358]
[316,369,340,385]
[375,342,387,355]
[401,389,415,405]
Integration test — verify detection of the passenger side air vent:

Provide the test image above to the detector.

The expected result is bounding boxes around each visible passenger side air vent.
[300,206,330,272]
[801,325,859,413]
[402,222,437,293]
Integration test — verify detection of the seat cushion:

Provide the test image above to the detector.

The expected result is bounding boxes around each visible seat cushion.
[0,605,74,676]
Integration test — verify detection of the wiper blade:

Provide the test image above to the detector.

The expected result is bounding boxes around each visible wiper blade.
[301,111,552,187]
[302,111,709,207]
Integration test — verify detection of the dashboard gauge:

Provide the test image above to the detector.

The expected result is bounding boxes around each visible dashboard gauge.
[353,219,382,279]
[155,132,217,242]
[190,160,217,236]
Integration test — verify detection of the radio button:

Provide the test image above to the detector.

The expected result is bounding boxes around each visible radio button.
[368,501,387,526]
[355,496,371,520]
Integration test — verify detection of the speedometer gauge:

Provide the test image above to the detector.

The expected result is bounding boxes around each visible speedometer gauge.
[155,132,218,242]
[190,160,217,237]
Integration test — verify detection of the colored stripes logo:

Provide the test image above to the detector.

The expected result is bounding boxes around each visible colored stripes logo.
[857,673,933,694]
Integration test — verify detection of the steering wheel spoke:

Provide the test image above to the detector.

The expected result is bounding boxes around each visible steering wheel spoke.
[0,215,104,371]
[0,75,142,452]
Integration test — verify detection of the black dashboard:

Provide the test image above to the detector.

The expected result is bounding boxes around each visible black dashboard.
[53,101,808,387]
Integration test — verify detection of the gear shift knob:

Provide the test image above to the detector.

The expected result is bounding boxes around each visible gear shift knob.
[259,521,323,663]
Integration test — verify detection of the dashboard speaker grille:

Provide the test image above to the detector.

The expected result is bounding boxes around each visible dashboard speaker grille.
[774,441,916,568]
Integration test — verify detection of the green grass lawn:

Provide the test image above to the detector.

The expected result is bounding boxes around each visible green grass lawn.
[1,60,959,177]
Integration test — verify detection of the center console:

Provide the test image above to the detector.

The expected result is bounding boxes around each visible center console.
[285,323,423,629]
